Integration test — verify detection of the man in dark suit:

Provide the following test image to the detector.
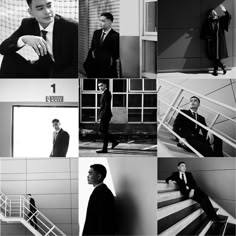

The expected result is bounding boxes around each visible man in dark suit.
[166,162,225,222]
[173,96,223,157]
[83,164,115,236]
[96,80,119,153]
[27,194,38,230]
[0,0,78,78]
[83,12,120,78]
[50,119,69,157]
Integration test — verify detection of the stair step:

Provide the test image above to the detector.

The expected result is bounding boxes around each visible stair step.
[158,203,201,234]
[158,181,179,192]
[158,199,195,220]
[158,197,186,209]
[224,223,236,236]
[205,215,228,236]
[176,211,211,235]
[158,190,182,203]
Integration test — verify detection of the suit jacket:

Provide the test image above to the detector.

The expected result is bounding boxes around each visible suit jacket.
[83,183,115,236]
[166,172,198,197]
[98,89,112,120]
[50,129,70,157]
[173,109,208,140]
[84,28,119,78]
[0,14,78,78]
[29,198,37,213]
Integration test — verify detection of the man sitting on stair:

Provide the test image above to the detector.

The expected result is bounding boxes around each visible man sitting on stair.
[166,162,225,222]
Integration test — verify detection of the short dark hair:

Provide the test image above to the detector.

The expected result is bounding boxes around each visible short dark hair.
[177,161,186,167]
[101,12,114,22]
[52,119,59,123]
[190,96,200,103]
[90,164,107,181]
[98,79,108,86]
[27,194,31,196]
[26,0,32,6]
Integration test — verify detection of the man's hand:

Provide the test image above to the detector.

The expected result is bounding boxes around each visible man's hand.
[206,131,214,144]
[21,35,48,56]
[168,180,176,185]
[220,4,226,12]
[91,51,95,59]
[179,138,188,147]
[189,189,195,198]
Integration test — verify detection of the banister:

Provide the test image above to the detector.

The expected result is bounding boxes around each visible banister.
[160,79,236,112]
[159,98,236,149]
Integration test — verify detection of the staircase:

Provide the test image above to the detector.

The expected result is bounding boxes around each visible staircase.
[0,192,66,236]
[157,181,236,236]
[158,125,197,157]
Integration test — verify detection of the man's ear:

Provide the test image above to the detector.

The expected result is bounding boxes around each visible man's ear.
[28,8,33,17]
[97,173,102,181]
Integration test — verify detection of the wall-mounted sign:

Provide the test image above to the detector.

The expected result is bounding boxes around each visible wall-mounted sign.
[46,96,64,102]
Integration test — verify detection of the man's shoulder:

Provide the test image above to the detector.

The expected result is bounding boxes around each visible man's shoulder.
[55,14,78,27]
[110,29,119,36]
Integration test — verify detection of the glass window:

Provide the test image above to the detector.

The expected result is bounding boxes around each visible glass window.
[128,109,142,122]
[113,79,127,92]
[81,109,95,122]
[128,94,142,107]
[97,94,102,107]
[144,109,157,122]
[144,94,157,107]
[113,94,126,107]
[130,79,142,91]
[142,41,157,74]
[145,1,157,33]
[144,79,156,90]
[82,94,95,107]
[83,79,96,90]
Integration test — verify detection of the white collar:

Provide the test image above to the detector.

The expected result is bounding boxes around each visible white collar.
[55,128,61,134]
[190,109,198,114]
[39,19,55,33]
[102,88,107,94]
[102,27,112,35]
[94,182,103,188]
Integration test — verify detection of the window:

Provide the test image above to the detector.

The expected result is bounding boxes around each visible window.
[82,94,95,107]
[113,94,126,107]
[83,79,96,90]
[144,0,157,35]
[128,94,142,107]
[128,109,142,122]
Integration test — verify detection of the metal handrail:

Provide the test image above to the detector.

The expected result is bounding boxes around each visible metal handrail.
[159,98,236,149]
[160,79,236,112]
[0,193,67,236]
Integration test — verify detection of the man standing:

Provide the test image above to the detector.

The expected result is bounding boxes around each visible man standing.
[173,96,223,157]
[96,80,118,153]
[0,0,78,78]
[83,164,115,236]
[166,162,225,222]
[84,12,120,78]
[27,194,38,230]
[50,119,70,157]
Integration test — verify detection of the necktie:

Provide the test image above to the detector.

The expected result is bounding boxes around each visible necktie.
[53,132,58,143]
[100,32,106,45]
[41,30,47,41]
[193,112,197,129]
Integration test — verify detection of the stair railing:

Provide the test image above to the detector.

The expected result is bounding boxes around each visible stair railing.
[158,79,236,157]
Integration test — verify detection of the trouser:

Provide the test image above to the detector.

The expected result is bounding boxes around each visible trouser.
[213,59,225,72]
[192,188,217,220]
[28,212,38,230]
[186,134,223,157]
[99,118,117,151]
[0,53,54,78]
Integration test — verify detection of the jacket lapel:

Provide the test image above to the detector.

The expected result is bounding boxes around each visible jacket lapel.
[52,15,61,62]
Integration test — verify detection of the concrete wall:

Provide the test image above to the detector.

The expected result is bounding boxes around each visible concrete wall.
[158,158,236,218]
[158,0,236,71]
[0,158,78,236]
[108,157,157,235]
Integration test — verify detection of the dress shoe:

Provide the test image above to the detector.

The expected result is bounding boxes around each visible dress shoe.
[111,141,119,149]
[212,71,218,76]
[96,149,108,153]
[222,66,227,75]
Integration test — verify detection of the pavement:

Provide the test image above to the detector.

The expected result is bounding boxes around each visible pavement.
[79,141,157,157]
[157,68,236,79]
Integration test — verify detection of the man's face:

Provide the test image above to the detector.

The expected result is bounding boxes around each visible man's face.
[98,83,106,92]
[99,16,112,30]
[190,97,200,110]
[209,10,218,19]
[52,121,60,131]
[27,195,31,200]
[28,0,55,28]
[178,163,186,172]
[87,168,100,186]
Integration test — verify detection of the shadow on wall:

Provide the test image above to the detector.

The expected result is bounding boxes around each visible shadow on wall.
[158,0,232,71]
[115,178,139,235]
